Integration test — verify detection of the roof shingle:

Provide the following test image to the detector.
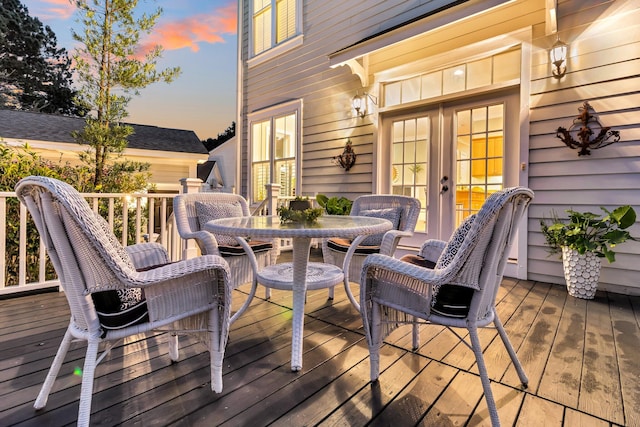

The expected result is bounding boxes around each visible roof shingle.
[0,109,208,154]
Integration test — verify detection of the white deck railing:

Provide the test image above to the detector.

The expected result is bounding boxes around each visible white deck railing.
[0,191,182,296]
[1,181,313,296]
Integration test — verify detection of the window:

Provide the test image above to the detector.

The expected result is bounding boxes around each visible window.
[252,0,299,56]
[249,101,301,202]
[383,48,521,107]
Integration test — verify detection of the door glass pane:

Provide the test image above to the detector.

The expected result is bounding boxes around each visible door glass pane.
[401,77,420,104]
[443,65,466,94]
[493,49,520,82]
[455,104,504,226]
[467,58,491,89]
[385,82,401,107]
[391,116,430,232]
[421,71,442,99]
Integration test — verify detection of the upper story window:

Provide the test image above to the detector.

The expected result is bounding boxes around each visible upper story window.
[252,0,300,56]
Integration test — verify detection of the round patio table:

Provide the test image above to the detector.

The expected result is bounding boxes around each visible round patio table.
[205,214,392,371]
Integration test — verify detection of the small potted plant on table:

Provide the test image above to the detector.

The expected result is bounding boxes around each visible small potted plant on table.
[540,205,637,299]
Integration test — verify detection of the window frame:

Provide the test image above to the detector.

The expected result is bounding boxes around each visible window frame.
[248,0,303,67]
[247,99,303,203]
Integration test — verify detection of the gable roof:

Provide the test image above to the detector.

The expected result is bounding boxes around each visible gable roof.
[0,109,208,155]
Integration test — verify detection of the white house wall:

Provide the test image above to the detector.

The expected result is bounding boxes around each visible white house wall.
[527,0,640,294]
[4,139,203,192]
[240,0,640,294]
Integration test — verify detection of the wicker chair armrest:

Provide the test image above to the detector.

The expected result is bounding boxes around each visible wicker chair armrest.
[138,255,232,323]
[361,253,449,287]
[131,255,228,286]
[418,239,447,263]
[125,243,170,270]
[187,230,221,255]
[378,229,413,255]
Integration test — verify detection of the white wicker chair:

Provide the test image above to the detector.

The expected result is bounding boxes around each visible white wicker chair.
[360,187,533,427]
[15,176,232,427]
[173,193,279,322]
[322,194,420,308]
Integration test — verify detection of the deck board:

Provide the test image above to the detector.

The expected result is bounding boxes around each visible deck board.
[1,249,638,426]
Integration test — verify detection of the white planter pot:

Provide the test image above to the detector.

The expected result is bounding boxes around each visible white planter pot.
[561,246,601,299]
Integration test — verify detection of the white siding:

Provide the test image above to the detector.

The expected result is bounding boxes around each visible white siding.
[528,0,640,293]
[240,0,640,294]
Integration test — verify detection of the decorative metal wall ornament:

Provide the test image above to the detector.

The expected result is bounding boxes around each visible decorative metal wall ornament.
[556,101,620,156]
[332,139,356,171]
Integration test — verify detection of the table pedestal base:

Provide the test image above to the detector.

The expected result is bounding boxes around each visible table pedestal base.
[257,262,344,290]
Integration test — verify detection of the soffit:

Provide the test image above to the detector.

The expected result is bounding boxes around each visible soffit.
[328,0,515,86]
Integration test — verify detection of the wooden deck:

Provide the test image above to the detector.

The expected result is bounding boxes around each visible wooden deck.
[1,249,639,426]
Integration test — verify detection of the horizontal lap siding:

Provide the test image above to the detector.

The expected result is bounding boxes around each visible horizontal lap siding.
[241,1,477,199]
[527,0,640,294]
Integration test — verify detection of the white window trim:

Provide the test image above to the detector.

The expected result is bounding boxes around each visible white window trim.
[247,99,303,202]
[248,34,304,68]
[248,0,303,68]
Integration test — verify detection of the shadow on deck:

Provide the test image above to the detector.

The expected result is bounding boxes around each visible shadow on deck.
[1,248,638,426]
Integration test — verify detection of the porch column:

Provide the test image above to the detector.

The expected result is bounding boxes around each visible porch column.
[265,183,281,216]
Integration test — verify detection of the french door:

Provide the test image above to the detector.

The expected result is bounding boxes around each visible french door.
[382,89,519,250]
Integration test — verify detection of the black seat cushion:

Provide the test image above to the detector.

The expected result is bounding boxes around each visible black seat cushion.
[327,237,380,255]
[400,254,473,318]
[219,240,273,256]
[91,262,172,335]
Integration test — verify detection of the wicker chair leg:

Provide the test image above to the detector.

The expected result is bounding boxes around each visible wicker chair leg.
[77,340,100,427]
[368,301,382,382]
[412,321,420,350]
[34,328,73,410]
[210,350,224,393]
[494,314,528,386]
[168,333,179,362]
[468,326,501,427]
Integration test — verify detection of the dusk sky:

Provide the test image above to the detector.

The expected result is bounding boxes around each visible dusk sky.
[21,0,238,140]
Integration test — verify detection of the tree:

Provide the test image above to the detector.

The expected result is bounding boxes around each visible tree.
[0,0,84,115]
[0,141,152,286]
[71,0,180,188]
[203,121,236,151]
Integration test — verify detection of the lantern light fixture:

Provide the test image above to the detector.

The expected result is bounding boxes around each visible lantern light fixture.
[352,92,366,118]
[352,92,377,118]
[550,37,568,79]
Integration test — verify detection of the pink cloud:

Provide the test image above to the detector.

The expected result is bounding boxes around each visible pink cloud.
[137,3,237,55]
[31,0,76,20]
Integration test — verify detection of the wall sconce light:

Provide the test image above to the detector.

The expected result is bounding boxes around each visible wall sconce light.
[556,101,620,156]
[332,138,356,171]
[550,37,568,78]
[352,92,366,118]
[352,92,377,118]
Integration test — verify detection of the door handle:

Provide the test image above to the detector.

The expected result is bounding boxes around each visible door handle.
[441,176,449,193]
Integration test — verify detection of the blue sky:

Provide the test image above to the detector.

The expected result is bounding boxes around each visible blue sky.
[21,0,238,140]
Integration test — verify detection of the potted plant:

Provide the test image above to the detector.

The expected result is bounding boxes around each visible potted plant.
[277,201,323,225]
[540,205,637,299]
[316,194,352,215]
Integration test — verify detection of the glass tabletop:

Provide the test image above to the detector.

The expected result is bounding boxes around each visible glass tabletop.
[205,215,393,239]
